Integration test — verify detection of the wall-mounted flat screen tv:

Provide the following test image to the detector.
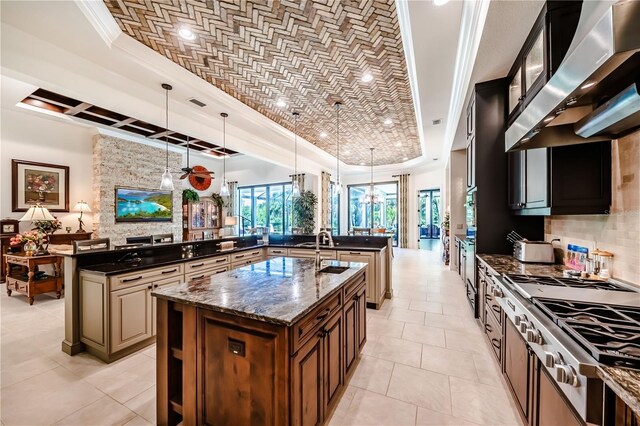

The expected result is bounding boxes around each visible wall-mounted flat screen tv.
[115,187,172,222]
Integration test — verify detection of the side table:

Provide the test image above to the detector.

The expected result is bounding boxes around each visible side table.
[4,254,63,305]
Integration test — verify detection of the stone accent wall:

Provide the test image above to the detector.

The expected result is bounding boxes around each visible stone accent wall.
[545,131,639,286]
[93,135,182,245]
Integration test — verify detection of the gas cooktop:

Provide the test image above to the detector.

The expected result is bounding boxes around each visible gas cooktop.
[504,274,633,292]
[534,298,640,368]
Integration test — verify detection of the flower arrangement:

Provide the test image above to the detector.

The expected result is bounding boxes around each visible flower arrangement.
[9,231,47,246]
[32,218,62,234]
[25,173,57,193]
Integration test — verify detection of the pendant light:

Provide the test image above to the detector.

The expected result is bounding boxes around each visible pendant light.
[219,112,230,196]
[292,111,301,197]
[159,83,174,191]
[361,147,382,205]
[333,102,342,194]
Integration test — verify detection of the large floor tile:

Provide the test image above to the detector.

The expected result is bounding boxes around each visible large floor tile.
[84,355,155,404]
[362,336,422,367]
[445,329,490,355]
[0,366,105,425]
[1,355,59,389]
[388,307,426,324]
[335,388,417,425]
[402,323,446,347]
[450,377,522,425]
[55,395,137,425]
[416,407,479,425]
[366,316,405,339]
[123,385,156,424]
[348,355,394,395]
[387,363,452,415]
[409,300,443,314]
[420,345,478,381]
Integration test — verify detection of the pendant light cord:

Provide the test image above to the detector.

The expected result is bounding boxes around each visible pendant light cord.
[165,87,169,169]
[293,112,299,180]
[335,102,341,180]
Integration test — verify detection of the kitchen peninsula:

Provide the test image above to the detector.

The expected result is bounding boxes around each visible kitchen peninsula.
[153,257,367,425]
[63,235,391,362]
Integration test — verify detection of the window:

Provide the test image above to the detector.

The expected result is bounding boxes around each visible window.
[347,182,398,246]
[329,182,340,235]
[237,182,293,235]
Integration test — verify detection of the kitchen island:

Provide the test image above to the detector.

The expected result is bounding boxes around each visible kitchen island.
[152,257,368,426]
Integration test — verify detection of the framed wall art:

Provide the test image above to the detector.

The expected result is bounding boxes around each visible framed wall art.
[12,160,69,212]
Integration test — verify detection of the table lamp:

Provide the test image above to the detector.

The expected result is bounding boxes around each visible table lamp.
[74,201,91,233]
[224,216,238,237]
[19,204,55,255]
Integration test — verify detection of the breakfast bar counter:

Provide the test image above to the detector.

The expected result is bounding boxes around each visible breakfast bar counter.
[152,257,368,425]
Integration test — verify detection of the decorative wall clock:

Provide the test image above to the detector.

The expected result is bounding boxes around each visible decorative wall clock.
[188,166,213,191]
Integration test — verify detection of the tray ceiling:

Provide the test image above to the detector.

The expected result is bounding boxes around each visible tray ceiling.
[104,0,420,166]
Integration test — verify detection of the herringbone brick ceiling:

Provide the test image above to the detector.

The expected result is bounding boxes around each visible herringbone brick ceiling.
[105,0,421,166]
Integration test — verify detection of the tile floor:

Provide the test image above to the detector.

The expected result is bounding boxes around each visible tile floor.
[0,249,522,425]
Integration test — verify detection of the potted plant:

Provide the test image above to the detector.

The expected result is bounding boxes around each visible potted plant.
[10,231,47,256]
[441,211,450,236]
[210,192,226,209]
[293,190,318,234]
[32,217,62,234]
[182,189,200,204]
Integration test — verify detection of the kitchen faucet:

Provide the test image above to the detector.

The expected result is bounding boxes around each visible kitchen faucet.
[315,230,334,271]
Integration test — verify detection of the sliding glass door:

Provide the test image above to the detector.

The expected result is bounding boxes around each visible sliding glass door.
[237,182,293,235]
[347,182,398,246]
[419,189,441,240]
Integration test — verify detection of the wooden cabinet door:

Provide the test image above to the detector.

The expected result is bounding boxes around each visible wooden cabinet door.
[291,332,324,426]
[508,151,526,209]
[323,311,344,414]
[537,365,582,426]
[504,319,530,420]
[343,295,358,376]
[356,285,367,351]
[110,284,153,352]
[525,148,549,209]
[151,276,184,336]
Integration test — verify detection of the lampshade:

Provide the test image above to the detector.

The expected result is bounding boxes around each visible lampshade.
[19,205,55,222]
[224,216,238,226]
[160,167,174,191]
[74,200,92,213]
[220,177,230,196]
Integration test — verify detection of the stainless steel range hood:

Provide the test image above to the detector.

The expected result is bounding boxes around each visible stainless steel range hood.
[575,81,640,137]
[505,0,640,152]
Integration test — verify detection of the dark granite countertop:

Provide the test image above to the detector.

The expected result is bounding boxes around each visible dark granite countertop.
[476,253,567,277]
[79,245,266,275]
[152,257,367,326]
[268,243,384,252]
[598,366,640,416]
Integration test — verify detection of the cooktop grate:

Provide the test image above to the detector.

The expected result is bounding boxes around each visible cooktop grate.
[534,298,640,368]
[505,274,633,292]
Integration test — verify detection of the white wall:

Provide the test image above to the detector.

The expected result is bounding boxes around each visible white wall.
[448,149,467,270]
[0,107,96,233]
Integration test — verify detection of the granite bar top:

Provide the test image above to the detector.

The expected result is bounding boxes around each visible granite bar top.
[78,244,267,276]
[476,253,567,277]
[598,366,640,416]
[152,257,367,326]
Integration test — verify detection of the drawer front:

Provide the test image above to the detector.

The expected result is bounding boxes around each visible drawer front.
[291,292,342,355]
[111,264,184,291]
[466,280,477,317]
[231,249,263,262]
[267,247,288,256]
[484,278,503,325]
[343,271,366,300]
[185,266,228,281]
[484,305,502,363]
[185,255,230,272]
[287,248,337,260]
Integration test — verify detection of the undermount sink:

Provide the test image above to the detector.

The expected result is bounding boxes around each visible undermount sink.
[317,266,349,274]
[295,242,316,247]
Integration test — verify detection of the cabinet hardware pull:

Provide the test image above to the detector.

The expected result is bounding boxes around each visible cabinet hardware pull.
[507,300,516,311]
[148,285,153,290]
[191,263,205,268]
[215,269,225,274]
[349,252,361,255]
[492,305,501,314]
[316,308,331,321]
[122,276,143,283]
[485,323,493,332]
[192,275,205,280]
[215,258,226,263]
[236,255,245,259]
[491,338,501,350]
[162,269,178,274]
[154,284,159,288]
[317,329,326,338]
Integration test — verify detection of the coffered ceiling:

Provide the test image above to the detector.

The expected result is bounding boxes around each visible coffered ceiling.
[103,0,420,166]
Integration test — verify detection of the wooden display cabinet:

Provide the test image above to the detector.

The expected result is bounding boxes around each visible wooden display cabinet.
[182,197,221,241]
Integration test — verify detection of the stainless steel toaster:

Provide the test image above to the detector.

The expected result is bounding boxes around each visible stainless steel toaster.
[513,241,555,263]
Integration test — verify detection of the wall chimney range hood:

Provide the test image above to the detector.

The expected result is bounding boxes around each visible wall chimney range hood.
[506,0,640,151]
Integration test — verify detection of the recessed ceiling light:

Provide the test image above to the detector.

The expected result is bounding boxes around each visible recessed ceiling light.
[361,73,374,83]
[403,157,408,161]
[581,81,596,90]
[344,150,350,155]
[384,118,393,125]
[395,142,402,147]
[276,99,287,107]
[320,132,328,138]
[433,0,450,5]
[359,162,366,165]
[178,27,196,41]
[543,116,554,123]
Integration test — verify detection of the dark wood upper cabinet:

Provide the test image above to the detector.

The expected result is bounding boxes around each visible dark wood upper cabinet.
[507,1,582,125]
[510,141,611,216]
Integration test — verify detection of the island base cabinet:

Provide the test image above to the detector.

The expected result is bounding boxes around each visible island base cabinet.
[196,309,288,426]
[110,285,153,353]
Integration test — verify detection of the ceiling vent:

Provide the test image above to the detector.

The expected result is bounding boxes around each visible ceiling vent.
[432,119,442,125]
[188,98,207,108]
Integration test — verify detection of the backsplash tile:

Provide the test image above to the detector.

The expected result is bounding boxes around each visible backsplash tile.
[545,131,639,285]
